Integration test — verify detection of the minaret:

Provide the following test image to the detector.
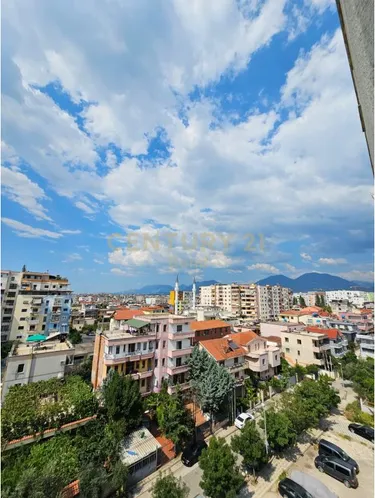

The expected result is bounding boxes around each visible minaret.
[174,275,179,315]
[192,277,196,310]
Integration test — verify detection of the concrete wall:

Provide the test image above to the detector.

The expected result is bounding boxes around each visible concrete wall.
[336,0,374,169]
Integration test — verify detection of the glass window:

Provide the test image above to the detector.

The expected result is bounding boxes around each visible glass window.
[108,346,113,354]
[286,348,290,353]
[143,342,147,350]
[162,358,165,366]
[155,359,158,368]
[163,324,167,332]
[297,339,302,344]
[163,341,166,348]
[177,325,182,332]
[116,346,120,354]
[21,308,27,312]
[17,364,25,373]
[285,337,289,342]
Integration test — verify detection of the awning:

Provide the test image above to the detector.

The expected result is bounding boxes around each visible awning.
[125,319,149,329]
[26,334,46,342]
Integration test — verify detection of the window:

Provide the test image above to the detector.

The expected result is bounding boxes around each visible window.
[275,355,278,360]
[128,344,135,353]
[235,372,239,378]
[155,341,159,350]
[285,337,289,342]
[176,357,182,367]
[156,324,159,333]
[20,317,26,321]
[219,361,225,366]
[297,350,301,356]
[163,341,166,348]
[177,341,182,350]
[63,308,68,312]
[162,358,165,366]
[234,357,238,365]
[108,346,113,354]
[142,360,146,368]
[64,299,69,304]
[325,461,335,470]
[123,345,126,352]
[18,326,24,330]
[337,465,350,476]
[297,339,302,345]
[141,379,145,387]
[17,364,25,373]
[286,348,290,353]
[163,324,167,332]
[262,359,265,365]
[155,359,158,368]
[21,308,27,312]
[143,342,147,350]
[30,325,35,331]
[176,325,182,332]
[16,335,22,339]
[116,346,120,354]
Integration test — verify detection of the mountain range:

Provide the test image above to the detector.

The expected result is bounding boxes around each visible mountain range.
[256,272,373,292]
[122,273,373,294]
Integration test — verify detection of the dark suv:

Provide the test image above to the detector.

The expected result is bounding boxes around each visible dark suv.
[278,478,313,498]
[181,440,207,467]
[314,455,358,488]
[318,439,359,473]
[348,423,374,443]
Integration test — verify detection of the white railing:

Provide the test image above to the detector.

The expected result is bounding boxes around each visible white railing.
[105,349,154,360]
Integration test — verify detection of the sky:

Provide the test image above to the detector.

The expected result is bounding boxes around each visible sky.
[2,0,374,292]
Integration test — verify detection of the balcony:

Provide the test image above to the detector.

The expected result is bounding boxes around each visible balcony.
[167,381,191,394]
[131,369,153,380]
[227,363,246,373]
[167,347,193,358]
[246,358,269,372]
[104,349,154,364]
[167,330,194,341]
[166,364,189,375]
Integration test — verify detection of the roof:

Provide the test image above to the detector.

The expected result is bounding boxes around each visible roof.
[280,306,321,316]
[230,330,264,346]
[190,319,230,331]
[265,335,282,345]
[125,318,149,329]
[61,480,80,498]
[114,308,145,320]
[201,337,247,361]
[306,326,342,340]
[120,427,161,467]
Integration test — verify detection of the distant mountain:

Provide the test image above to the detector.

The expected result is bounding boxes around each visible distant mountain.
[256,272,373,292]
[123,280,219,295]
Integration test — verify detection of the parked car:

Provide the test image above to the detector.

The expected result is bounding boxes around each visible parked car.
[278,477,313,498]
[314,455,358,488]
[234,412,255,429]
[181,440,207,467]
[318,439,359,473]
[348,423,374,443]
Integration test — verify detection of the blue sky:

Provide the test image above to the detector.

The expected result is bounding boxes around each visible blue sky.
[2,0,373,292]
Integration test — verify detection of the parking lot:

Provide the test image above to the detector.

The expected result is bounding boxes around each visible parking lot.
[264,417,374,498]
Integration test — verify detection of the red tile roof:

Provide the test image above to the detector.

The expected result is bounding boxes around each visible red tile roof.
[265,335,282,345]
[201,337,247,361]
[113,308,145,320]
[190,319,230,331]
[62,480,80,498]
[305,326,342,340]
[230,330,264,346]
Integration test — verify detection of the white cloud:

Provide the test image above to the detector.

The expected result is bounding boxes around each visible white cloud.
[93,259,104,265]
[60,229,81,234]
[337,270,374,283]
[111,268,130,276]
[318,257,347,265]
[247,263,280,274]
[75,201,96,215]
[1,166,51,221]
[62,253,82,262]
[2,217,62,239]
[300,253,312,261]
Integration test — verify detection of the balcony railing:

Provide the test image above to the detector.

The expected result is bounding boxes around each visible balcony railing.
[105,349,154,361]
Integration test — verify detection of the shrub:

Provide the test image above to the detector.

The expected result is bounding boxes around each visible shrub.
[345,401,374,427]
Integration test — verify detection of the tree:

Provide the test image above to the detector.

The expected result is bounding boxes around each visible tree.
[188,346,212,383]
[315,294,321,307]
[1,341,14,360]
[68,328,82,344]
[156,391,194,449]
[22,264,27,272]
[299,296,306,307]
[292,297,298,306]
[102,370,143,433]
[279,391,317,433]
[6,463,65,498]
[305,364,320,376]
[152,473,189,498]
[110,459,129,497]
[199,437,244,498]
[79,463,110,498]
[293,377,340,422]
[261,410,296,452]
[231,421,268,472]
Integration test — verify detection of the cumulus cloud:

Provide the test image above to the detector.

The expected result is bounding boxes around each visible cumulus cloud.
[300,253,312,262]
[318,257,347,265]
[337,270,374,283]
[247,263,280,274]
[2,218,62,239]
[93,259,104,265]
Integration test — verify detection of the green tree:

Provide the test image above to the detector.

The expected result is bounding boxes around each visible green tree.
[1,341,14,360]
[79,463,110,498]
[292,297,298,306]
[110,459,129,497]
[305,364,320,377]
[199,437,244,498]
[299,296,306,307]
[261,410,296,452]
[6,463,65,498]
[188,346,212,382]
[152,473,189,498]
[315,294,321,306]
[293,377,340,421]
[68,328,82,344]
[231,421,268,472]
[279,391,318,433]
[156,391,194,449]
[102,370,143,433]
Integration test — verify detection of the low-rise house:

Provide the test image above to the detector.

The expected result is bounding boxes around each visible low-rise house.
[199,337,247,384]
[2,338,75,400]
[357,333,375,359]
[306,326,348,358]
[279,307,321,324]
[120,427,161,484]
[190,319,231,345]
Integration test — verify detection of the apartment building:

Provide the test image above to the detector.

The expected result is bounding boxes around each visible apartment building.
[190,319,231,345]
[325,290,369,308]
[199,284,241,314]
[92,314,195,396]
[257,285,292,321]
[306,326,348,358]
[230,330,281,380]
[8,271,72,342]
[293,292,325,307]
[2,338,75,400]
[239,284,258,319]
[200,337,248,383]
[357,333,375,359]
[276,329,330,367]
[1,270,22,341]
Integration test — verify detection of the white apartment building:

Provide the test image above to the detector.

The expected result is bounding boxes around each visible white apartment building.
[1,270,22,342]
[239,284,258,320]
[199,284,241,315]
[2,339,75,400]
[293,292,325,307]
[257,285,293,321]
[357,333,375,359]
[325,290,369,308]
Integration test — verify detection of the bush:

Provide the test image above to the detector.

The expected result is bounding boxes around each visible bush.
[345,401,374,427]
[278,471,288,481]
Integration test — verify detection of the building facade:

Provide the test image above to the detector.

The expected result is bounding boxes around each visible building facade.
[1,270,22,341]
[200,337,248,384]
[325,290,369,308]
[190,319,231,345]
[257,285,293,321]
[357,333,375,359]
